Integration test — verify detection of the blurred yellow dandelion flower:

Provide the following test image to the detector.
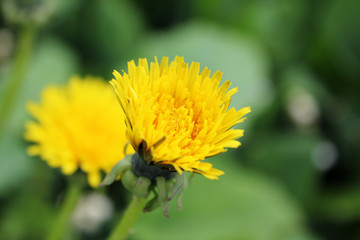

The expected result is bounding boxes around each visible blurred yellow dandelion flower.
[25,76,132,187]
[110,56,251,180]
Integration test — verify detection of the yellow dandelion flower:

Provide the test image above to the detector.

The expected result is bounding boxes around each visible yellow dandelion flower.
[25,76,132,187]
[110,56,251,180]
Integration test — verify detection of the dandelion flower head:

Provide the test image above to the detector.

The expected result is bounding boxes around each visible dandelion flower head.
[110,56,251,179]
[25,76,132,187]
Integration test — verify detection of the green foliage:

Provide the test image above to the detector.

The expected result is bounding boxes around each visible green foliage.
[0,37,79,195]
[0,194,55,240]
[134,155,317,240]
[245,132,320,205]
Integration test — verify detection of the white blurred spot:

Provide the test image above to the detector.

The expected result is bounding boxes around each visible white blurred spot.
[72,192,114,234]
[286,88,319,126]
[311,141,338,171]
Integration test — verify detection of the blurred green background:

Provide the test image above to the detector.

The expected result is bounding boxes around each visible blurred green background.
[1,0,360,239]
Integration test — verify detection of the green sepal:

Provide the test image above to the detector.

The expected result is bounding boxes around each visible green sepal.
[156,176,170,218]
[99,155,132,187]
[143,192,160,212]
[189,172,195,185]
[121,169,138,193]
[168,173,185,201]
[166,179,175,192]
[177,178,187,211]
[143,180,175,213]
[166,173,188,210]
[133,176,151,197]
[131,152,174,181]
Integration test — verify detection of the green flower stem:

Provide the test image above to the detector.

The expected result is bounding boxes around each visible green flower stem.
[47,176,84,240]
[0,24,36,138]
[107,196,148,240]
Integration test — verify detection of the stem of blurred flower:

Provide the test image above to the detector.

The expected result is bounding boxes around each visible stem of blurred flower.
[0,24,36,139]
[107,196,148,240]
[47,175,84,240]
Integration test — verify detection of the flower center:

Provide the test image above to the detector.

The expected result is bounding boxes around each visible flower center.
[153,94,196,145]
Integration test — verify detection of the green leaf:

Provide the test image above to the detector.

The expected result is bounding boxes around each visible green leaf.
[194,0,308,65]
[133,154,318,240]
[74,0,145,76]
[245,132,320,205]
